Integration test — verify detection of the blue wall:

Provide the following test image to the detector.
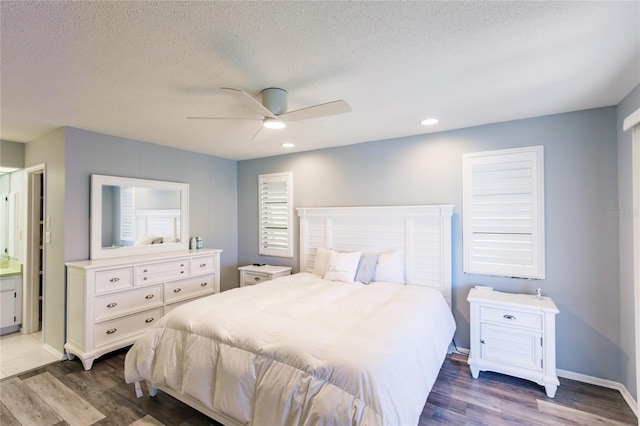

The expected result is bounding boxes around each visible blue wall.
[238,107,624,384]
[63,128,239,291]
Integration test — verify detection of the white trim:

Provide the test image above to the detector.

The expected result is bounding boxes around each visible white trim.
[557,369,638,418]
[456,347,637,417]
[632,124,640,419]
[623,107,640,131]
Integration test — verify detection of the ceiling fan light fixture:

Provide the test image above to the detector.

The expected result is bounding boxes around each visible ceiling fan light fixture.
[421,118,439,126]
[263,118,286,129]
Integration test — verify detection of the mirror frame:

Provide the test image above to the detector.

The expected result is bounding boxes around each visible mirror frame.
[90,174,189,260]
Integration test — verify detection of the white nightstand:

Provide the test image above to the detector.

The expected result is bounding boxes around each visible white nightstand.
[238,264,292,287]
[467,287,560,398]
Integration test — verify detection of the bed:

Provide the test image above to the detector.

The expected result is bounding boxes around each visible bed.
[124,205,456,426]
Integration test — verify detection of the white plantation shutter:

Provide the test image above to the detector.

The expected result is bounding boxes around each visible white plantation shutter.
[120,186,135,243]
[463,146,545,279]
[259,172,294,257]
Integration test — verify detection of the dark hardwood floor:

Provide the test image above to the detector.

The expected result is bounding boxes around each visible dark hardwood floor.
[0,349,636,425]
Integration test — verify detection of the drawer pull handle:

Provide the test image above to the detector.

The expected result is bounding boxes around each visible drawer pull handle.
[106,328,117,335]
[200,282,208,287]
[181,263,185,267]
[503,314,516,320]
[481,339,485,344]
[145,317,154,323]
[180,271,185,274]
[143,269,148,272]
[110,277,120,282]
[200,263,206,267]
[106,302,117,308]
[145,294,154,299]
[254,277,260,281]
[174,288,182,293]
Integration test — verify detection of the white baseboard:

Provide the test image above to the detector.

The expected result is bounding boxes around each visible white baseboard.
[454,346,638,418]
[557,368,638,418]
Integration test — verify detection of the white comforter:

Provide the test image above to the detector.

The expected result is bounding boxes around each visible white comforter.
[124,272,456,426]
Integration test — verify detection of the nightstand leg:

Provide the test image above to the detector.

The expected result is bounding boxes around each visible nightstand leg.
[470,365,479,379]
[544,384,557,398]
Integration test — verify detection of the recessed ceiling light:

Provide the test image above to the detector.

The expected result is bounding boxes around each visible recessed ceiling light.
[263,117,286,129]
[420,118,439,126]
[282,143,295,148]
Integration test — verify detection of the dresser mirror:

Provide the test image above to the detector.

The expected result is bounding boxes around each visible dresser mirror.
[90,174,189,259]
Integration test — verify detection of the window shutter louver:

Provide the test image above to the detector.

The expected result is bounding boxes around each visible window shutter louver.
[259,172,294,257]
[463,146,545,279]
[119,186,135,243]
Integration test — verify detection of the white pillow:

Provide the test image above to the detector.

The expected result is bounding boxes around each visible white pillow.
[374,251,405,283]
[324,250,362,283]
[312,247,330,275]
[134,235,156,246]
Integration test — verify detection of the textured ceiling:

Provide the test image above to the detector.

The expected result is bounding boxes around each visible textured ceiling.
[1,1,639,160]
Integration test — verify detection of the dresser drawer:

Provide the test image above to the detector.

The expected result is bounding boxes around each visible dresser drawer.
[94,284,163,321]
[165,274,215,304]
[95,267,134,293]
[480,306,542,330]
[190,255,216,276]
[94,307,162,347]
[136,259,189,285]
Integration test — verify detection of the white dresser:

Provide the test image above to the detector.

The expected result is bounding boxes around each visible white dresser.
[65,249,221,370]
[467,287,560,398]
[238,264,292,287]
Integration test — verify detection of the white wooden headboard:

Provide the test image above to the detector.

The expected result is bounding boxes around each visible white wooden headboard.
[297,205,454,305]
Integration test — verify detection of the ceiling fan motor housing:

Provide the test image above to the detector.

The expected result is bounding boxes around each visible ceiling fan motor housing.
[261,88,288,114]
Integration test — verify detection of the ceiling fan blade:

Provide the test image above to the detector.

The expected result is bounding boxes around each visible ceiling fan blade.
[279,100,351,122]
[221,87,277,119]
[186,116,261,121]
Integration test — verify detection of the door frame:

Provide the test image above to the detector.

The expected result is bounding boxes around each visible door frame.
[22,164,45,336]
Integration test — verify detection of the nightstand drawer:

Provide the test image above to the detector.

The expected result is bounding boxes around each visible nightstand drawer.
[480,306,542,330]
[244,272,269,285]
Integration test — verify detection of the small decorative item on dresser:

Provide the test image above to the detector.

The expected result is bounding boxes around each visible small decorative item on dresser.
[238,264,292,287]
[467,287,560,398]
[196,236,203,250]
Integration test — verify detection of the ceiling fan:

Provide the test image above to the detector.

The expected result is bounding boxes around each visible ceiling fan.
[187,87,351,132]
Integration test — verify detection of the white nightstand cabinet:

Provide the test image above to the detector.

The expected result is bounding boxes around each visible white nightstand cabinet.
[66,249,221,370]
[467,288,560,398]
[238,264,292,287]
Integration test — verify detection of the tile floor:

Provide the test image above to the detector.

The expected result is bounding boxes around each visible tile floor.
[0,331,60,379]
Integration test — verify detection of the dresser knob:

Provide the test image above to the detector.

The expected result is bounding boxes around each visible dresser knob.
[145,294,154,299]
[143,269,148,272]
[106,302,117,308]
[480,339,485,344]
[109,277,120,282]
[503,314,516,320]
[254,277,260,281]
[145,318,154,323]
[106,328,117,335]
[200,282,207,287]
[180,271,185,274]
[174,288,182,293]
[144,277,148,281]
[200,263,206,267]
[180,263,185,267]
